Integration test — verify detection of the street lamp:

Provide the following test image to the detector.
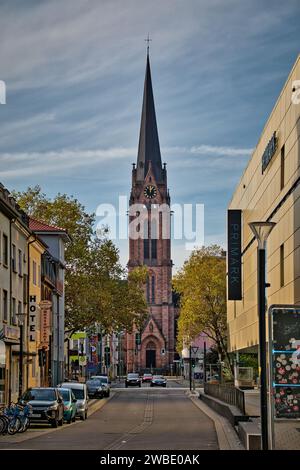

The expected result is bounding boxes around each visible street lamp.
[249,221,276,450]
[16,312,26,401]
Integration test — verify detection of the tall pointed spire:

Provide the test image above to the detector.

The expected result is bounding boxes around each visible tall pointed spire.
[136,53,163,182]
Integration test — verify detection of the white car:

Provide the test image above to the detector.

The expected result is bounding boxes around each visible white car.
[90,376,111,397]
[58,382,89,420]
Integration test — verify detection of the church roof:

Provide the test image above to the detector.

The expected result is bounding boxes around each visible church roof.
[136,53,163,182]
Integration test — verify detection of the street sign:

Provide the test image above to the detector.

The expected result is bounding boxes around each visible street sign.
[191,347,199,354]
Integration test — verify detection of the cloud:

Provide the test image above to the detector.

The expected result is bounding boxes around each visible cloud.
[0,144,253,179]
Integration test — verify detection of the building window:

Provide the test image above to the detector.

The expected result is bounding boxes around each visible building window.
[12,244,16,272]
[3,290,8,322]
[33,260,37,285]
[2,234,8,266]
[38,264,41,287]
[280,145,285,190]
[151,275,155,303]
[151,239,157,259]
[18,249,22,276]
[144,239,150,260]
[12,298,16,325]
[280,243,284,287]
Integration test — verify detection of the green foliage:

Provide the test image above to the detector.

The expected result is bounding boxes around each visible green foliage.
[173,245,232,371]
[13,185,148,335]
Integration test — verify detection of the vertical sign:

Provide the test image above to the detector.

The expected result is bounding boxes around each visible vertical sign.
[40,300,51,349]
[270,306,300,420]
[29,295,37,342]
[227,210,242,300]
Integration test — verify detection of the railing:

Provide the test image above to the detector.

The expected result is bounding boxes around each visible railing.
[204,382,245,414]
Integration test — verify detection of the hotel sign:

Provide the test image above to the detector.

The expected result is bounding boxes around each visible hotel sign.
[40,300,51,349]
[262,132,277,173]
[29,295,37,342]
[227,210,242,300]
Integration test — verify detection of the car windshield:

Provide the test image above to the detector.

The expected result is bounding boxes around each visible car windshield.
[128,374,139,379]
[23,389,56,401]
[144,374,152,377]
[153,376,164,379]
[69,388,84,399]
[91,376,108,384]
[59,389,71,401]
[87,379,101,386]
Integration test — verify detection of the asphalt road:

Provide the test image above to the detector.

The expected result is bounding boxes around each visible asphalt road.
[0,388,218,450]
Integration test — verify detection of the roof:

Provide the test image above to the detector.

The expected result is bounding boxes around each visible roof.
[29,217,66,233]
[136,53,163,182]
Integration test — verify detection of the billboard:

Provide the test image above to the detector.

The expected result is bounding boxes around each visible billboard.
[269,306,300,420]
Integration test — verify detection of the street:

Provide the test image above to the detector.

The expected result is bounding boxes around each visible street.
[0,384,218,450]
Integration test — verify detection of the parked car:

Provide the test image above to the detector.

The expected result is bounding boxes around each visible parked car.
[20,387,64,428]
[58,382,88,420]
[86,378,104,399]
[150,375,167,387]
[142,373,153,383]
[90,376,111,397]
[125,373,141,387]
[59,387,77,424]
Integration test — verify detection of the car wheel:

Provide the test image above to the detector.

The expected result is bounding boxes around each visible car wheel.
[67,418,71,424]
[80,415,84,421]
[72,415,76,423]
[51,419,58,428]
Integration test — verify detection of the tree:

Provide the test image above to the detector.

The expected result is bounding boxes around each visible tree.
[13,185,148,335]
[173,245,232,372]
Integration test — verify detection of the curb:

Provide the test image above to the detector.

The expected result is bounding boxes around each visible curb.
[186,391,244,450]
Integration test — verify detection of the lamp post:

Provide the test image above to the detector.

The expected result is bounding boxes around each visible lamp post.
[16,312,26,401]
[249,221,276,451]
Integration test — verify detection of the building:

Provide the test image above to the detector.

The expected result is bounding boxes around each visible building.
[27,235,47,389]
[125,52,177,373]
[0,184,31,403]
[227,55,300,356]
[29,218,70,386]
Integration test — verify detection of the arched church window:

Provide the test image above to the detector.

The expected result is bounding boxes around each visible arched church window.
[146,341,156,350]
[149,323,153,333]
[151,275,155,303]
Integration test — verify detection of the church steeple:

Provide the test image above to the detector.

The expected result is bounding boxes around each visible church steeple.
[136,53,163,182]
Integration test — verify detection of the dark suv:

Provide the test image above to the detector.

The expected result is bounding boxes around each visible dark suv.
[125,373,141,387]
[21,387,64,428]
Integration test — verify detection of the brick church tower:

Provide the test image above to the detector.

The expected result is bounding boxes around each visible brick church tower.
[125,52,176,374]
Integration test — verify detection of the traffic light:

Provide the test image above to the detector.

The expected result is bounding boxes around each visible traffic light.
[191,358,196,369]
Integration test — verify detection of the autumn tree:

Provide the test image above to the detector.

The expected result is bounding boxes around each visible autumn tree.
[173,245,232,371]
[13,185,147,335]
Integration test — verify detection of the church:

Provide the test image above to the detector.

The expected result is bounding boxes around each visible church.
[125,51,178,374]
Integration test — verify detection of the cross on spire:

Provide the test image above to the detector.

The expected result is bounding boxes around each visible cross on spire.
[145,33,152,55]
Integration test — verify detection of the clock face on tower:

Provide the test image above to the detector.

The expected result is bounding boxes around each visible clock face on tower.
[144,184,157,199]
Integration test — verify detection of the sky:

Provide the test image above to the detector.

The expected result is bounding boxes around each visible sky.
[0,0,299,270]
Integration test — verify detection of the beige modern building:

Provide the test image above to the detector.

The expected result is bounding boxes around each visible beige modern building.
[227,54,300,354]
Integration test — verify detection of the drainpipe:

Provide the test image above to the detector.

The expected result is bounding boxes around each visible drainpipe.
[8,218,15,404]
